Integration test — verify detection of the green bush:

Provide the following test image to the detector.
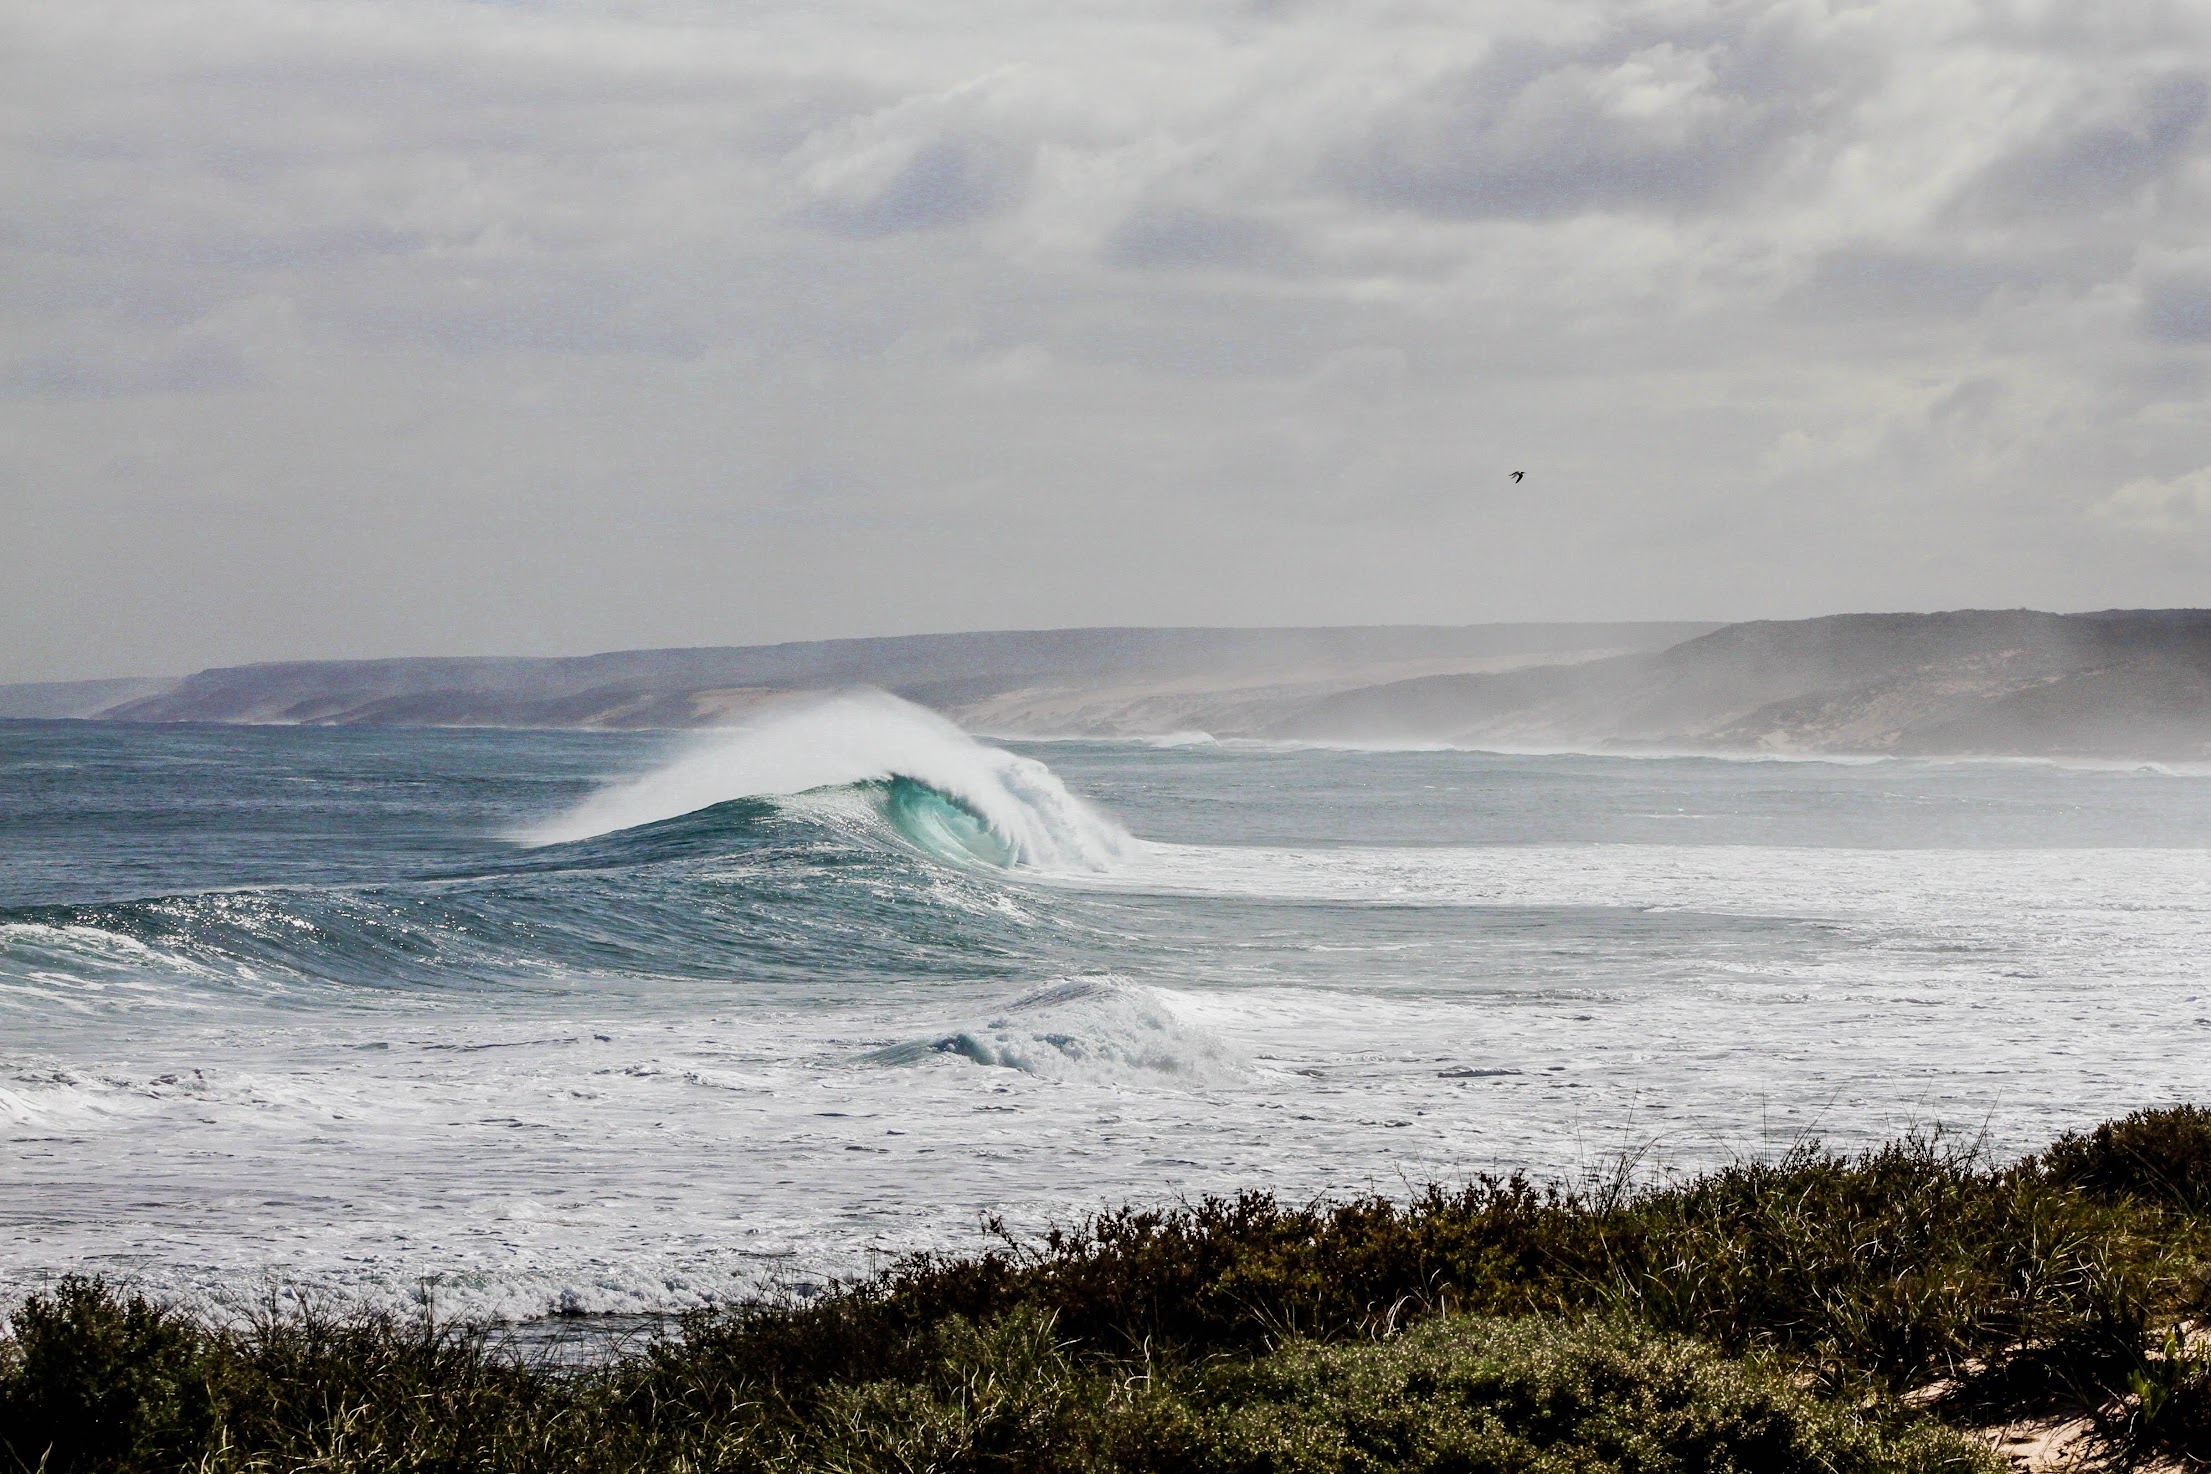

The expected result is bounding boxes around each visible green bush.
[2045,1105,2211,1211]
[800,1308,1102,1472]
[731,1307,2001,1474]
[0,1288,2010,1474]
[1597,1140,2151,1393]
[9,1114,2211,1472]
[200,1300,567,1472]
[0,1278,213,1474]
[687,1134,2164,1402]
[1149,1314,1999,1474]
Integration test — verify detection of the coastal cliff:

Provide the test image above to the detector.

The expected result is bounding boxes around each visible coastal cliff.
[1276,609,2211,759]
[12,610,2211,760]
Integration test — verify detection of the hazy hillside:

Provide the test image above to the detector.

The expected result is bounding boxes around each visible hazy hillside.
[0,676,177,720]
[1277,609,2211,759]
[0,624,1704,734]
[14,611,2211,759]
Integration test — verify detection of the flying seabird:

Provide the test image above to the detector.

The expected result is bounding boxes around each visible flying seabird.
[1509,471,1525,482]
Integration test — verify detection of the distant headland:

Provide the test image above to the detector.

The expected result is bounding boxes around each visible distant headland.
[11,609,2211,761]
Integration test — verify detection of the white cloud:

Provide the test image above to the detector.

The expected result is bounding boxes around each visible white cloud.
[5,0,2211,679]
[791,73,1042,237]
[2100,467,2211,531]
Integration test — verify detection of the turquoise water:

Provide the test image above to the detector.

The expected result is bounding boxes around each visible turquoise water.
[4,697,2210,1318]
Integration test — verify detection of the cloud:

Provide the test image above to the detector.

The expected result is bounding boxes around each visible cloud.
[2140,270,2211,343]
[1105,205,1296,271]
[792,79,1038,238]
[1335,14,1857,220]
[1962,71,2209,219]
[2,339,250,400]
[7,0,2211,680]
[1,294,301,399]
[1796,249,2015,319]
[2099,467,2211,531]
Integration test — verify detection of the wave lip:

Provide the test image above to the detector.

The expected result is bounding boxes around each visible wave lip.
[522,690,1129,872]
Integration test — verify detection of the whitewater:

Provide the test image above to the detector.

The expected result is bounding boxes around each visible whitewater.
[3,694,2208,1322]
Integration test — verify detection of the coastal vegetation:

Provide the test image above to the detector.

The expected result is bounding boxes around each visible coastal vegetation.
[6,1107,2210,1473]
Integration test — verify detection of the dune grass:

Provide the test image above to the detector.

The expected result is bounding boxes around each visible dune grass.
[6,1108,2211,1472]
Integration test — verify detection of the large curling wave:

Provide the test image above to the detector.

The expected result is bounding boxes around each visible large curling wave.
[0,693,1130,1007]
[523,689,1129,873]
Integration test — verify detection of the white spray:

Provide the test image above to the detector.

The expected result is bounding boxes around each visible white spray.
[521,689,1129,871]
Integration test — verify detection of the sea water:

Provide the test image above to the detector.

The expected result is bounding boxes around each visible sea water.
[3,693,2209,1322]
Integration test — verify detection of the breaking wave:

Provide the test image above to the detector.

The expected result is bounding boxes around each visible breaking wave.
[524,690,1128,872]
[0,696,1140,1006]
[869,977,1244,1085]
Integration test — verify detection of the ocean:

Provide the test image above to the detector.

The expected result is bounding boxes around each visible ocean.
[4,690,2208,1323]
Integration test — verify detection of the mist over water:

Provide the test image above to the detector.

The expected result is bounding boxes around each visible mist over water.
[3,702,2209,1321]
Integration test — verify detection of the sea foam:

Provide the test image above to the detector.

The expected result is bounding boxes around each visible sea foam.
[872,977,1246,1086]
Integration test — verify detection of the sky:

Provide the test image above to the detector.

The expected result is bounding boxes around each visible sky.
[5,0,2211,681]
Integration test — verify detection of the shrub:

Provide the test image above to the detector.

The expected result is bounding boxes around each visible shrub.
[801,1308,1100,1472]
[1598,1139,2151,1393]
[8,1113,2211,1472]
[713,1309,2001,1474]
[2044,1105,2211,1211]
[1136,1314,1999,1474]
[679,1135,2162,1402]
[202,1299,565,1472]
[0,1278,214,1474]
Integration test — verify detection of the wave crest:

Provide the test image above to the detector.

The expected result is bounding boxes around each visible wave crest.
[522,690,1128,872]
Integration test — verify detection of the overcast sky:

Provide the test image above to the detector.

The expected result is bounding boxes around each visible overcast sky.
[5,0,2211,680]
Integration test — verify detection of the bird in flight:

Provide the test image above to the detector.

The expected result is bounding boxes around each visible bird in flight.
[1509,471,1525,482]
